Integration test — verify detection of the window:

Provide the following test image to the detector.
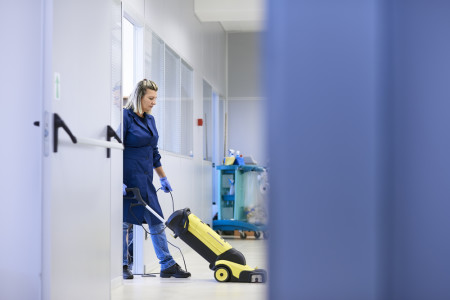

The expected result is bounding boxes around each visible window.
[180,60,194,157]
[164,46,181,153]
[148,32,165,147]
[147,32,194,157]
[122,17,135,99]
[122,16,143,102]
[203,80,212,161]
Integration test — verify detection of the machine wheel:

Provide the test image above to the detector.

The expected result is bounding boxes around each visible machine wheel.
[254,231,261,239]
[239,231,247,239]
[214,266,231,282]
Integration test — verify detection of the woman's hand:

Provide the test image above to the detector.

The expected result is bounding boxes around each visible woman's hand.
[160,177,172,193]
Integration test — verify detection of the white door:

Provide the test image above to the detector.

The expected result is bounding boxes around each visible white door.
[41,0,122,299]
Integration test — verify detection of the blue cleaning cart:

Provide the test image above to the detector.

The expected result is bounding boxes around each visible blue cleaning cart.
[213,165,268,239]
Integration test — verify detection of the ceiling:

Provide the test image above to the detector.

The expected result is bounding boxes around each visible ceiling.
[194,0,266,32]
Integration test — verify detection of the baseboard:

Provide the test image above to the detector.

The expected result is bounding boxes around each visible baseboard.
[111,276,122,290]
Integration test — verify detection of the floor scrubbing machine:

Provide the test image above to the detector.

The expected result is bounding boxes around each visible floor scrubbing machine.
[125,188,267,283]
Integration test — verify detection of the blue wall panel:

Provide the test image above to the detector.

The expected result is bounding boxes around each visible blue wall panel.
[265,0,450,299]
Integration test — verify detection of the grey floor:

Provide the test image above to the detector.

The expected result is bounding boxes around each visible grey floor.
[111,236,268,300]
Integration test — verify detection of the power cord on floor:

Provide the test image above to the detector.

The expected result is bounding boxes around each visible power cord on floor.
[127,188,188,275]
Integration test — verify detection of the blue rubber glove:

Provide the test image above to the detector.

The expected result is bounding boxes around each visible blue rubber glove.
[160,177,172,193]
[123,183,127,195]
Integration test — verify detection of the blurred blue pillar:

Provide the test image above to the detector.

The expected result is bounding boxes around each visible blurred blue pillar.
[388,1,450,299]
[265,1,450,299]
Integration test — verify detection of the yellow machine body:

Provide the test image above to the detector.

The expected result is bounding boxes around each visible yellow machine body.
[186,213,233,255]
[166,208,267,283]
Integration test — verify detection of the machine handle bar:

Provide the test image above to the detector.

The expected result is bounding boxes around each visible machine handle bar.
[124,187,165,223]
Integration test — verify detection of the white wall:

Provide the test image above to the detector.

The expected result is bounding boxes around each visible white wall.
[122,0,226,272]
[228,99,267,166]
[227,32,267,166]
[0,1,43,299]
[228,32,262,99]
[142,0,226,94]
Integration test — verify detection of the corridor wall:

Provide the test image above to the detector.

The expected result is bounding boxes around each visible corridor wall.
[121,0,226,276]
[0,0,43,299]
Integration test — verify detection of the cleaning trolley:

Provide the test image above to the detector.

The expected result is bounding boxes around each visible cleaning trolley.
[214,165,268,239]
[125,187,267,283]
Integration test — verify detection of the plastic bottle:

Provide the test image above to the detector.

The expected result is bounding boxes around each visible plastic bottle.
[228,178,235,195]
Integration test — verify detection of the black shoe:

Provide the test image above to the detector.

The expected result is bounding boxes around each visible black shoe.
[123,265,134,280]
[160,263,191,278]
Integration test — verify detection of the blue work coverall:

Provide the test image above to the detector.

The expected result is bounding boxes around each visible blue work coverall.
[122,108,164,225]
[122,108,175,270]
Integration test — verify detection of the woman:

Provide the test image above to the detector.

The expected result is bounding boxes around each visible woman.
[122,79,190,279]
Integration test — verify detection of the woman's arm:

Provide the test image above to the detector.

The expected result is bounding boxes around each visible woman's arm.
[154,166,166,178]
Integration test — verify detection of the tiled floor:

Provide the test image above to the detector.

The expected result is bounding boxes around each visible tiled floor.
[111,236,268,300]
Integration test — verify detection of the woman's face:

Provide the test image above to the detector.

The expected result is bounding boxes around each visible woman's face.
[141,88,157,113]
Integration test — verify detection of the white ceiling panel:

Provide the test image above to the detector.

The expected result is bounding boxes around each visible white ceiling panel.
[194,0,265,32]
[221,21,264,32]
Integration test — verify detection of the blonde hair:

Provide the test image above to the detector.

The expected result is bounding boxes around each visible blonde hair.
[125,79,158,115]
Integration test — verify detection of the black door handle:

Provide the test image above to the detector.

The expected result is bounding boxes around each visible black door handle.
[106,125,122,158]
[53,113,77,153]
